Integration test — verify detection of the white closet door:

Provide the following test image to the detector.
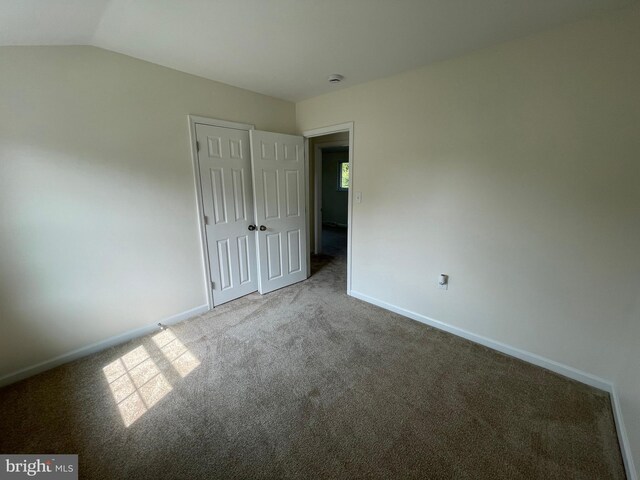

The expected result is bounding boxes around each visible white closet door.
[196,124,258,305]
[249,130,307,294]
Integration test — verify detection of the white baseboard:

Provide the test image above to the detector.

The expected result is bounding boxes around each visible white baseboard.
[349,290,636,479]
[609,386,638,480]
[1,292,636,479]
[349,291,609,388]
[0,304,210,388]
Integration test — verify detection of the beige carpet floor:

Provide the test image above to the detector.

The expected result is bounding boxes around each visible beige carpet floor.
[0,233,625,479]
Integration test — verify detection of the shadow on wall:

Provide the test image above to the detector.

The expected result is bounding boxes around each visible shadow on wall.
[0,139,201,378]
[0,224,55,376]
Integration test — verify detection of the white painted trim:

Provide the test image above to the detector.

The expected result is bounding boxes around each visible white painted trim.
[302,122,354,295]
[187,115,255,309]
[304,138,311,277]
[313,140,349,255]
[189,115,254,132]
[303,122,353,138]
[0,304,210,388]
[349,290,609,388]
[609,386,638,480]
[349,289,637,478]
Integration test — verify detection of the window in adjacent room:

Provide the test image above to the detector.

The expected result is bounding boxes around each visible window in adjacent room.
[338,161,349,191]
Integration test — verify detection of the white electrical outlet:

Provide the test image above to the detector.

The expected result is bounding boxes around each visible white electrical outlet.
[438,273,449,290]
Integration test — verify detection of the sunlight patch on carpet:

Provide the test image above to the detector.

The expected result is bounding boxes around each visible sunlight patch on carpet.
[152,330,200,378]
[103,330,199,427]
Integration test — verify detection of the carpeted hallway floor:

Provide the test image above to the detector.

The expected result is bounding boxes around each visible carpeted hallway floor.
[0,231,625,479]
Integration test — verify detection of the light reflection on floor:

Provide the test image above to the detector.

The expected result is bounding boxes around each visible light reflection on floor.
[103,330,200,427]
[152,330,200,378]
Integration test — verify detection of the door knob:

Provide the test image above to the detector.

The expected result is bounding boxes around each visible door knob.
[248,224,256,231]
[259,225,267,231]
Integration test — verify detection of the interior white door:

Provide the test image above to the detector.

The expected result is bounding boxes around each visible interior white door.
[250,130,307,294]
[196,124,258,305]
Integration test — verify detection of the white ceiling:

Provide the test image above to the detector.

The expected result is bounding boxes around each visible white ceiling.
[1,0,636,101]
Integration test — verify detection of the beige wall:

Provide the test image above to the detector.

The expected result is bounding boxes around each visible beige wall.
[0,46,296,377]
[297,5,640,474]
[1,7,639,474]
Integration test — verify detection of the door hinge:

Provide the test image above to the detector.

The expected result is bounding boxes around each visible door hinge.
[211,281,215,290]
[196,140,200,152]
[204,215,210,225]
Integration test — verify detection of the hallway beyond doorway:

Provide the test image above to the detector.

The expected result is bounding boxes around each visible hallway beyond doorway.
[320,225,347,258]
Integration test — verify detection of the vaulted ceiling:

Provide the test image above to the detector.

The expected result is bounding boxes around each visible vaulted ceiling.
[1,0,636,101]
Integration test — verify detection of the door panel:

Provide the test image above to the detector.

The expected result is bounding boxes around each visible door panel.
[232,169,247,221]
[285,171,300,216]
[217,239,232,290]
[250,131,307,294]
[237,236,251,285]
[287,230,302,274]
[266,233,283,280]
[262,170,280,219]
[196,124,258,305]
[209,168,227,224]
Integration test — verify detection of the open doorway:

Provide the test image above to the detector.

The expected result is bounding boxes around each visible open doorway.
[317,145,348,256]
[303,123,354,294]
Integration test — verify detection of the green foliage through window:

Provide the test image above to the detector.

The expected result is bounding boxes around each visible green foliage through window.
[339,161,349,190]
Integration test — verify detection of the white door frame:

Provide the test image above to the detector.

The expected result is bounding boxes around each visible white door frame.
[302,122,354,295]
[188,115,255,310]
[313,140,349,255]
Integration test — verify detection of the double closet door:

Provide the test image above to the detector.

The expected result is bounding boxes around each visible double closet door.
[195,123,307,306]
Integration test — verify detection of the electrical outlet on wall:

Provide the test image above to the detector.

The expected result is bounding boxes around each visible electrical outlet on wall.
[438,273,449,290]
